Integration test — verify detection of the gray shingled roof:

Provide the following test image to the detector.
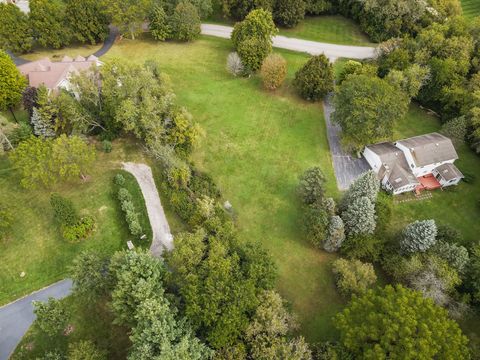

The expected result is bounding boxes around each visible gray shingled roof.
[365,142,419,189]
[434,163,463,181]
[395,133,458,167]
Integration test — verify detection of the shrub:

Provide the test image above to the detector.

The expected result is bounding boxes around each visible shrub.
[62,216,96,243]
[298,166,326,205]
[117,187,143,237]
[436,224,462,244]
[375,191,393,236]
[148,143,191,189]
[322,197,336,216]
[149,4,170,41]
[260,53,287,90]
[332,258,377,297]
[302,203,329,248]
[341,233,383,262]
[441,116,467,147]
[294,54,334,101]
[341,197,376,236]
[338,60,363,84]
[189,170,221,199]
[169,188,196,222]
[33,297,68,337]
[68,340,106,360]
[0,205,13,239]
[432,241,469,273]
[324,215,345,253]
[304,0,332,15]
[9,123,32,147]
[401,219,437,253]
[226,52,245,77]
[102,139,112,153]
[169,1,201,42]
[114,173,125,186]
[237,37,271,72]
[273,0,306,28]
[50,193,78,227]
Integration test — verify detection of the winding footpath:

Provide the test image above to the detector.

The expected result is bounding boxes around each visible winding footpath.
[0,280,73,360]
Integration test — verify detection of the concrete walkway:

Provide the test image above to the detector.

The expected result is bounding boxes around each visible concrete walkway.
[201,24,376,62]
[0,279,73,360]
[323,93,370,190]
[122,162,173,257]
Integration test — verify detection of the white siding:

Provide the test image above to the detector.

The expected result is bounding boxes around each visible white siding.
[363,147,382,174]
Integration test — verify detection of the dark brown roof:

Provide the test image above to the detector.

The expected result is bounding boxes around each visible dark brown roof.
[395,133,458,167]
[434,163,463,181]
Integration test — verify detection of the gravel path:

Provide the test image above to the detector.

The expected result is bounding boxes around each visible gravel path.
[201,24,376,62]
[323,94,370,190]
[0,279,73,360]
[122,162,173,257]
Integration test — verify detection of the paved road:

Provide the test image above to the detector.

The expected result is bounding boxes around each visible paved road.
[122,163,173,257]
[201,24,376,62]
[0,279,73,360]
[323,94,370,190]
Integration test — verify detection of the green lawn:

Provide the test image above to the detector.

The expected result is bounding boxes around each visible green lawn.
[104,35,344,342]
[389,104,480,246]
[206,13,373,46]
[0,138,149,305]
[12,296,130,360]
[20,43,102,62]
[462,0,480,19]
[279,15,373,46]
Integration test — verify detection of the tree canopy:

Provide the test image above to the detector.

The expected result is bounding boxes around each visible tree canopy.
[335,285,470,359]
[0,50,26,114]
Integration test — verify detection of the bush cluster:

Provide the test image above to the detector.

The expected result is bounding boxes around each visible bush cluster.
[117,187,143,237]
[50,193,95,242]
[149,2,201,42]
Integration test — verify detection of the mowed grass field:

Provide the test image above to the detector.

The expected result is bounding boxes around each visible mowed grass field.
[462,0,480,19]
[104,35,345,341]
[279,15,373,46]
[0,138,151,305]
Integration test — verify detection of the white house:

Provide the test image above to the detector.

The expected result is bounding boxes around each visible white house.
[363,133,463,195]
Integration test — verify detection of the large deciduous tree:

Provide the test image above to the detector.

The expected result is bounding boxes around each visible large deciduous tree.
[64,0,110,45]
[335,285,470,359]
[29,0,72,49]
[33,297,68,337]
[10,135,95,188]
[0,3,33,53]
[103,0,152,39]
[333,74,409,152]
[0,50,27,120]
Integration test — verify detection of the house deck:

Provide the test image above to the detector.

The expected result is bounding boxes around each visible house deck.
[415,174,441,194]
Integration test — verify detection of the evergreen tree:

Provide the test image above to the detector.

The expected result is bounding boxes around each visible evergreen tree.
[273,0,306,28]
[341,196,376,236]
[341,170,380,209]
[294,55,334,101]
[149,4,170,41]
[30,0,72,48]
[65,0,110,45]
[401,220,437,253]
[0,3,33,53]
[169,1,201,42]
[323,215,345,253]
[31,107,55,138]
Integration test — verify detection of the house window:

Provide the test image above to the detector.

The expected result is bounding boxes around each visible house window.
[435,173,442,181]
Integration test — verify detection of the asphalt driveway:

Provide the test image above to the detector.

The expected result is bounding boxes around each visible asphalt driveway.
[323,94,370,190]
[0,279,72,360]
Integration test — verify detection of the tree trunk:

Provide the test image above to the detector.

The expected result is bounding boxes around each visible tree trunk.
[9,107,18,123]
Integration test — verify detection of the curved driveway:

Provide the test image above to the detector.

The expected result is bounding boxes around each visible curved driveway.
[0,279,72,360]
[201,24,376,61]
